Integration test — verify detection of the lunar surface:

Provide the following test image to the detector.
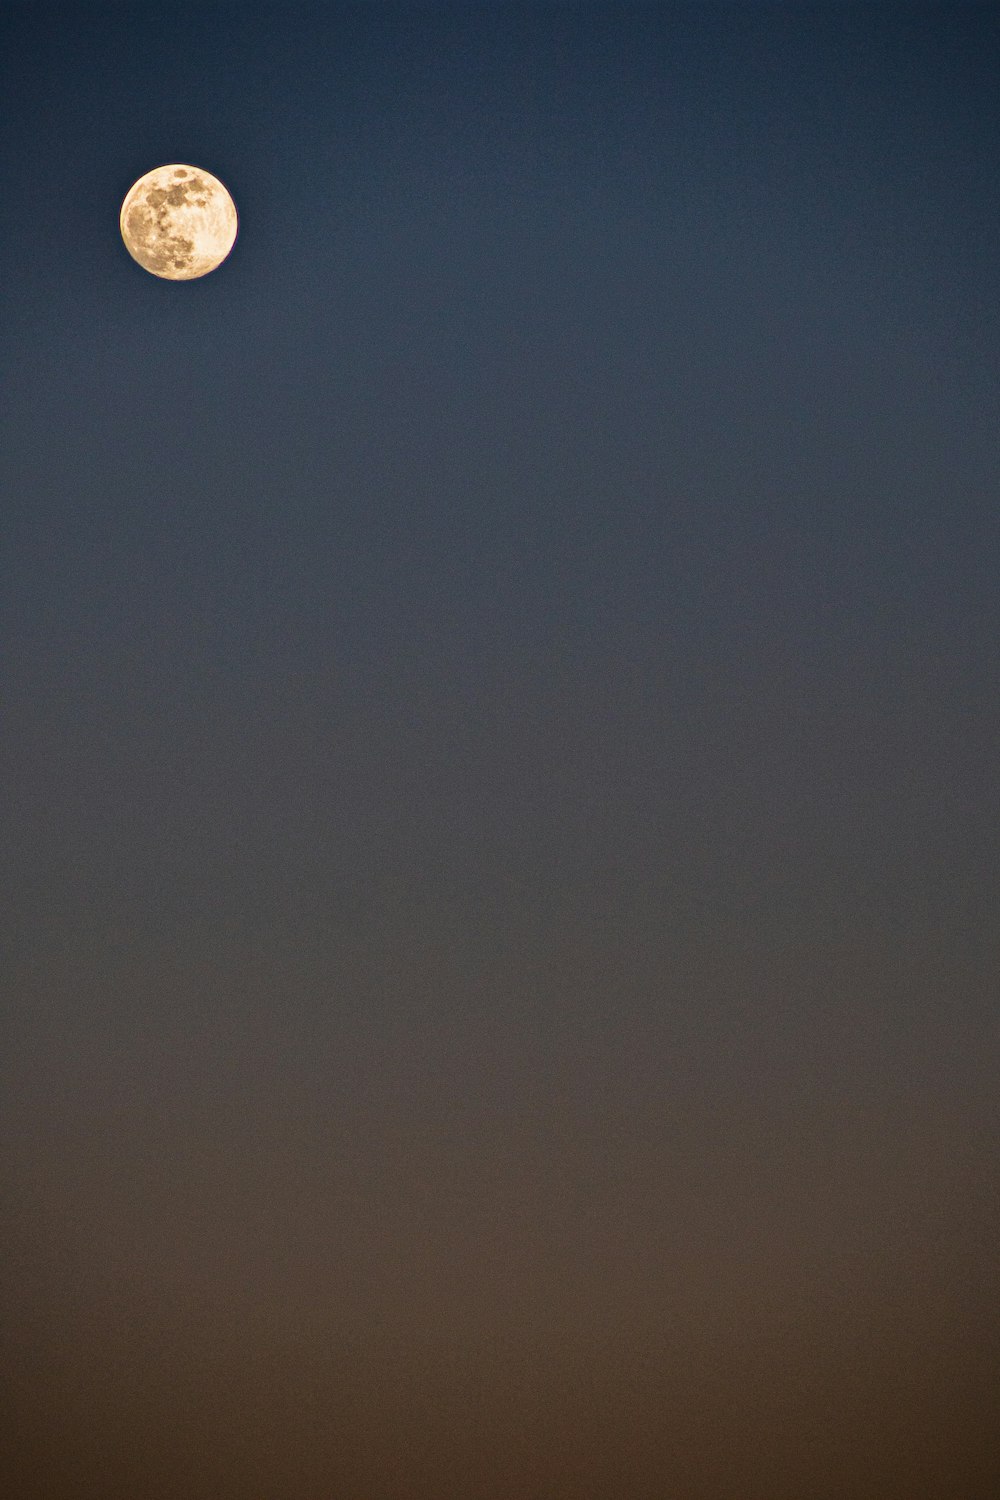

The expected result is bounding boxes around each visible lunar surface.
[120,164,238,279]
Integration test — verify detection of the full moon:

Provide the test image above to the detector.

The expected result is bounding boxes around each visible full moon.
[120,164,238,280]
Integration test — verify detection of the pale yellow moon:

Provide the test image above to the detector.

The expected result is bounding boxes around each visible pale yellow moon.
[120,164,238,280]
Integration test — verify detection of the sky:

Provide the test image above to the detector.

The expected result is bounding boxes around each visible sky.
[2,4,998,1496]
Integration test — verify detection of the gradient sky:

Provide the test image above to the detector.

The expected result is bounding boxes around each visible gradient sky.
[3,5,999,1497]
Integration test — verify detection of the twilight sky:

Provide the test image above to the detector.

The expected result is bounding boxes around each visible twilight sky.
[2,5,999,1497]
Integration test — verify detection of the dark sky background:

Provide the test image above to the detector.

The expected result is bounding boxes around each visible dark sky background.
[3,4,999,1496]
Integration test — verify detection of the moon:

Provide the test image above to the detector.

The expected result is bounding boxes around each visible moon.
[120,164,238,280]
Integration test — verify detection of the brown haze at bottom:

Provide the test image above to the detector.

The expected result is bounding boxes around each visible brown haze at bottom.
[4,1062,996,1500]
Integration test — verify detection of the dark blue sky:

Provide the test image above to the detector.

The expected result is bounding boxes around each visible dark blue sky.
[3,5,999,1496]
